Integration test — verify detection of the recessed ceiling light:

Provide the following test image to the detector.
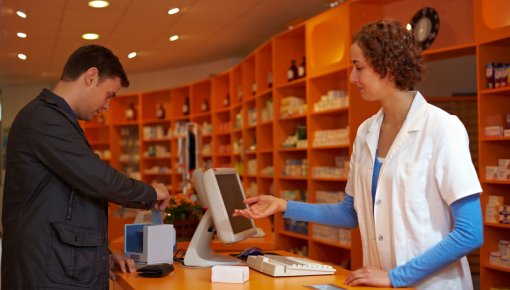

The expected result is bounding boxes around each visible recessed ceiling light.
[16,10,27,18]
[168,7,180,15]
[128,52,137,59]
[169,35,179,42]
[88,0,110,8]
[18,53,27,60]
[17,32,27,38]
[82,33,100,40]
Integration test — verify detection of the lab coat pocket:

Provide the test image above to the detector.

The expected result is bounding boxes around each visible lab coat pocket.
[400,162,428,207]
[46,222,103,287]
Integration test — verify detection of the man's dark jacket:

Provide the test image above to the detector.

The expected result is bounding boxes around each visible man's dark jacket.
[2,89,156,289]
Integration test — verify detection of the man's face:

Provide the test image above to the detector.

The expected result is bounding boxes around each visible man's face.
[80,76,121,121]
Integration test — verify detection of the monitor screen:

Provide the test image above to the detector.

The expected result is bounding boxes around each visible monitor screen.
[215,173,254,234]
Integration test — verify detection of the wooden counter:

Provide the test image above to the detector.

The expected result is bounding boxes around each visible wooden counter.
[111,251,413,290]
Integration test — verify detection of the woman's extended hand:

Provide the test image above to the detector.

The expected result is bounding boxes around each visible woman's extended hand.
[344,265,392,287]
[233,195,287,219]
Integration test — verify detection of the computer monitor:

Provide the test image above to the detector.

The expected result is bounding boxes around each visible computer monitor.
[183,168,257,267]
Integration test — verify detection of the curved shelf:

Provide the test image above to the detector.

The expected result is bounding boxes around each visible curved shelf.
[312,238,351,250]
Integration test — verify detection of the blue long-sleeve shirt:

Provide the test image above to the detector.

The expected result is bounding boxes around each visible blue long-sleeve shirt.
[283,194,482,287]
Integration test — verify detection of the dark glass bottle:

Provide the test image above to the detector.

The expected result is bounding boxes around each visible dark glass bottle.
[298,56,306,79]
[183,96,190,115]
[156,103,165,119]
[287,59,298,81]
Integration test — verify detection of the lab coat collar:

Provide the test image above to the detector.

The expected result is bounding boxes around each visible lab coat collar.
[364,91,427,162]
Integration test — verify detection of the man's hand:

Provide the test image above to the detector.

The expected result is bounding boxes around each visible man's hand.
[109,254,136,280]
[153,183,170,211]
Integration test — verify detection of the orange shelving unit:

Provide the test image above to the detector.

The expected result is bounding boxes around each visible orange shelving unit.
[77,2,510,286]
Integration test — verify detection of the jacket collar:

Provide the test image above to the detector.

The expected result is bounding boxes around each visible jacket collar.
[364,91,428,162]
[39,88,78,123]
[38,89,88,143]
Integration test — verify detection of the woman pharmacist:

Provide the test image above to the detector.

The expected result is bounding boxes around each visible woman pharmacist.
[234,19,483,289]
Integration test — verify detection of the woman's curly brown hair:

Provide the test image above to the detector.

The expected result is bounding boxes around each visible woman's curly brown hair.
[352,19,425,91]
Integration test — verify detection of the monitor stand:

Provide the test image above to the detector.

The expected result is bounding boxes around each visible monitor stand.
[183,210,240,267]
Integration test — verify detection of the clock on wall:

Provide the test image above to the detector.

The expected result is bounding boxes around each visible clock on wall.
[408,7,440,50]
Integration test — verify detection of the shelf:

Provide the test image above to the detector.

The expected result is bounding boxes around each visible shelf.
[279,229,308,240]
[259,175,274,179]
[142,119,169,125]
[484,222,510,229]
[191,111,212,119]
[480,137,510,142]
[310,107,349,116]
[480,86,510,95]
[258,149,273,154]
[426,96,477,103]
[312,238,351,250]
[143,172,172,176]
[258,120,273,126]
[311,144,350,150]
[143,156,171,160]
[278,147,307,152]
[83,123,109,129]
[112,121,139,126]
[483,180,510,185]
[279,114,307,121]
[89,140,110,146]
[422,43,476,62]
[275,77,306,90]
[142,138,171,143]
[311,177,348,182]
[484,264,510,273]
[278,176,308,181]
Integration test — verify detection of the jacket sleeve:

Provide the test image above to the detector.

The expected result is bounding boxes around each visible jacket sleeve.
[29,107,156,209]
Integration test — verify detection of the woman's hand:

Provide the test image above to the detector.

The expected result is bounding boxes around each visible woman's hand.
[233,195,287,219]
[344,265,392,287]
[109,254,136,280]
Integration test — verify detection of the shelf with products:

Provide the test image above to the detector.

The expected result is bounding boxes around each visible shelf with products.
[110,94,140,125]
[141,89,170,122]
[191,79,212,115]
[273,24,306,87]
[170,85,191,119]
[139,90,172,187]
[82,115,111,162]
[476,0,510,283]
[77,0,510,275]
[110,124,141,180]
[255,40,273,93]
[231,63,243,106]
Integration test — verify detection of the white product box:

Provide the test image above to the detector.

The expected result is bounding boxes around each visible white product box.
[211,265,249,284]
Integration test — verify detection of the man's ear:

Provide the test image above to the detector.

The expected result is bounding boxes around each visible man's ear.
[83,67,99,87]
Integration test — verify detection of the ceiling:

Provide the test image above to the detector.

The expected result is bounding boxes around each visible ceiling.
[0,0,333,87]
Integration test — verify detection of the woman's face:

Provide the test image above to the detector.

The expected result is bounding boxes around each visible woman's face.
[349,42,392,101]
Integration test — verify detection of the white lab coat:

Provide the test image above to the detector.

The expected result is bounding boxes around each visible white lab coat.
[345,92,481,290]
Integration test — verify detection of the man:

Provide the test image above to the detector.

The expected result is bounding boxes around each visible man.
[1,45,171,289]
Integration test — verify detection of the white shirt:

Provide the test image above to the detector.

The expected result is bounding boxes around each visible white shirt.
[345,92,481,290]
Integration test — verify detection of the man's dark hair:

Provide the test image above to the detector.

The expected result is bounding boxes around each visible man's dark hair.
[60,44,129,87]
